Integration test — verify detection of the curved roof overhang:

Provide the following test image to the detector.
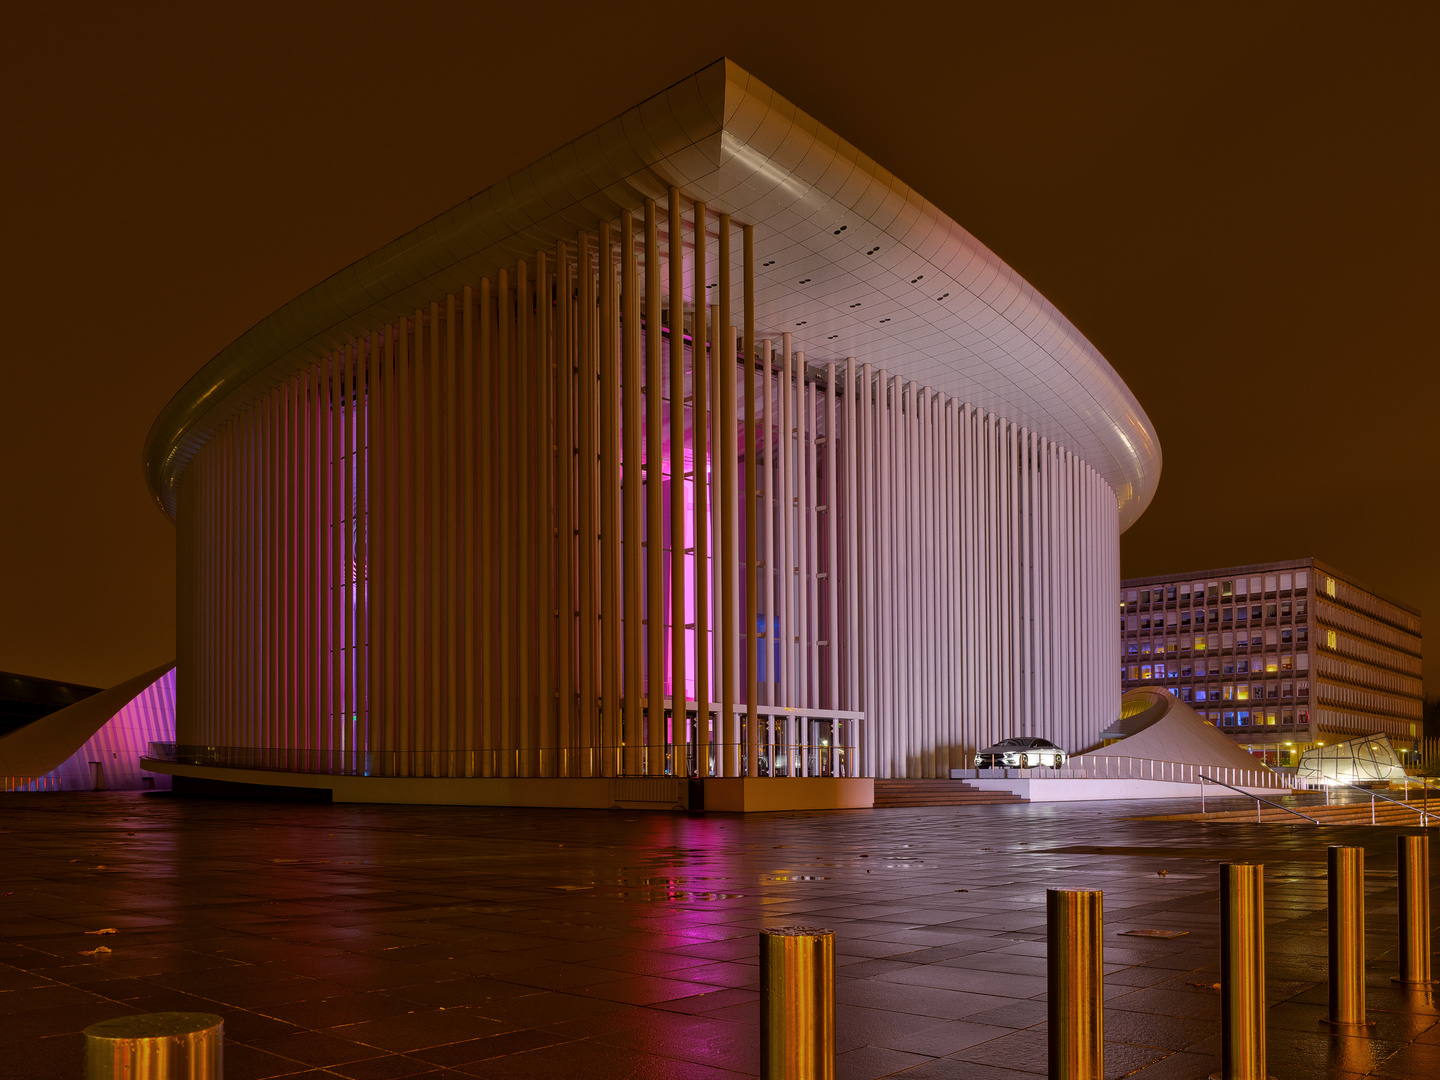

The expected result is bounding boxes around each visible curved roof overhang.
[144,58,1161,527]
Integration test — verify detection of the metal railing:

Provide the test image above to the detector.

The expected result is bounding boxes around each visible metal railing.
[1,775,61,793]
[1326,777,1440,826]
[966,755,1296,792]
[1198,773,1322,823]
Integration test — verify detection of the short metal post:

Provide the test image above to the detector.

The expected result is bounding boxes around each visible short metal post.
[85,1012,222,1079]
[760,926,834,1080]
[1047,889,1103,1080]
[1324,845,1372,1029]
[1395,834,1436,987]
[1214,863,1267,1080]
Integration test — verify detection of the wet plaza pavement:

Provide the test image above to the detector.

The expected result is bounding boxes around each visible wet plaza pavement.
[1,792,1436,1079]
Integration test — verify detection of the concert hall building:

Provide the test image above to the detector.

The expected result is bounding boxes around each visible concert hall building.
[141,60,1160,810]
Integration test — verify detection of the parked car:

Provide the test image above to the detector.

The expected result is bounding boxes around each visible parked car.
[974,737,1067,769]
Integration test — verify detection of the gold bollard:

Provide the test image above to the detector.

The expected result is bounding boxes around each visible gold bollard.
[84,1012,222,1079]
[1395,834,1436,987]
[1323,845,1372,1030]
[1047,889,1103,1080]
[1214,863,1270,1080]
[760,926,834,1080]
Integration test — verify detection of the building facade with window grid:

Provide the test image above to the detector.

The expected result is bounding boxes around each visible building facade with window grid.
[1120,559,1423,766]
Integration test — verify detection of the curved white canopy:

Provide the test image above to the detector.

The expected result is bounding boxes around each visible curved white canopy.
[145,59,1161,526]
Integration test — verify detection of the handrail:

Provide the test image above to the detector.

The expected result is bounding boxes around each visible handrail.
[1329,778,1439,826]
[1198,774,1322,824]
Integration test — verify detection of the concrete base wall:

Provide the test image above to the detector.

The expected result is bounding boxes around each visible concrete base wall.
[962,776,1289,802]
[702,777,874,812]
[141,759,874,812]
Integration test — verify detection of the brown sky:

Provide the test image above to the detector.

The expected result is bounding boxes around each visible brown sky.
[3,2,1435,692]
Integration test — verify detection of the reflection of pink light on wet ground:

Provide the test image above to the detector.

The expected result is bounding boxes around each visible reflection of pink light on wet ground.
[11,797,1426,1078]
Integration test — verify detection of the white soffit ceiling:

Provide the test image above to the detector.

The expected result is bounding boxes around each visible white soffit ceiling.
[146,58,1161,528]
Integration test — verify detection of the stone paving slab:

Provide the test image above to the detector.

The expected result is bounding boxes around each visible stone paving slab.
[0,792,1436,1078]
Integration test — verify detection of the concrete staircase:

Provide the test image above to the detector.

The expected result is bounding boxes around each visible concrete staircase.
[873,778,1027,808]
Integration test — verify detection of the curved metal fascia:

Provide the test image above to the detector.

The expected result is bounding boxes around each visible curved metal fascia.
[145,58,1161,529]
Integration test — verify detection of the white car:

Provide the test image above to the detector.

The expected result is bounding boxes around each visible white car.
[975,737,1067,769]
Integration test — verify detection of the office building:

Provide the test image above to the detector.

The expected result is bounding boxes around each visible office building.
[1120,559,1423,766]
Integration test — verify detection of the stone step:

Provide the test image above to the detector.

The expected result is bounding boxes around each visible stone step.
[872,778,1026,808]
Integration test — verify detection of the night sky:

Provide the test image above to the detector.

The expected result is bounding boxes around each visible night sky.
[4,3,1435,692]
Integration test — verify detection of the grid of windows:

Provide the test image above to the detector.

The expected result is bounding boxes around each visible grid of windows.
[1121,559,1423,760]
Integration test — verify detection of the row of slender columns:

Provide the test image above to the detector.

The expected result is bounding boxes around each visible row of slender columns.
[176,189,1122,780]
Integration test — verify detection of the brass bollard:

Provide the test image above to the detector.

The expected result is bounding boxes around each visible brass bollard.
[1047,889,1103,1080]
[1324,845,1372,1029]
[1214,863,1268,1080]
[1395,834,1436,987]
[84,1012,222,1079]
[760,926,834,1080]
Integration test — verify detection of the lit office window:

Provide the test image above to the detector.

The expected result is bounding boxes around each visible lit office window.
[1236,684,1250,700]
[1141,664,1152,679]
[1326,629,1337,649]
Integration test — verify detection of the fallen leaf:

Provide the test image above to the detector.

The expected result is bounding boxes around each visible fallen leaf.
[85,929,119,936]
[80,946,112,956]
[955,889,969,893]
[1157,869,1168,876]
[94,866,107,870]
